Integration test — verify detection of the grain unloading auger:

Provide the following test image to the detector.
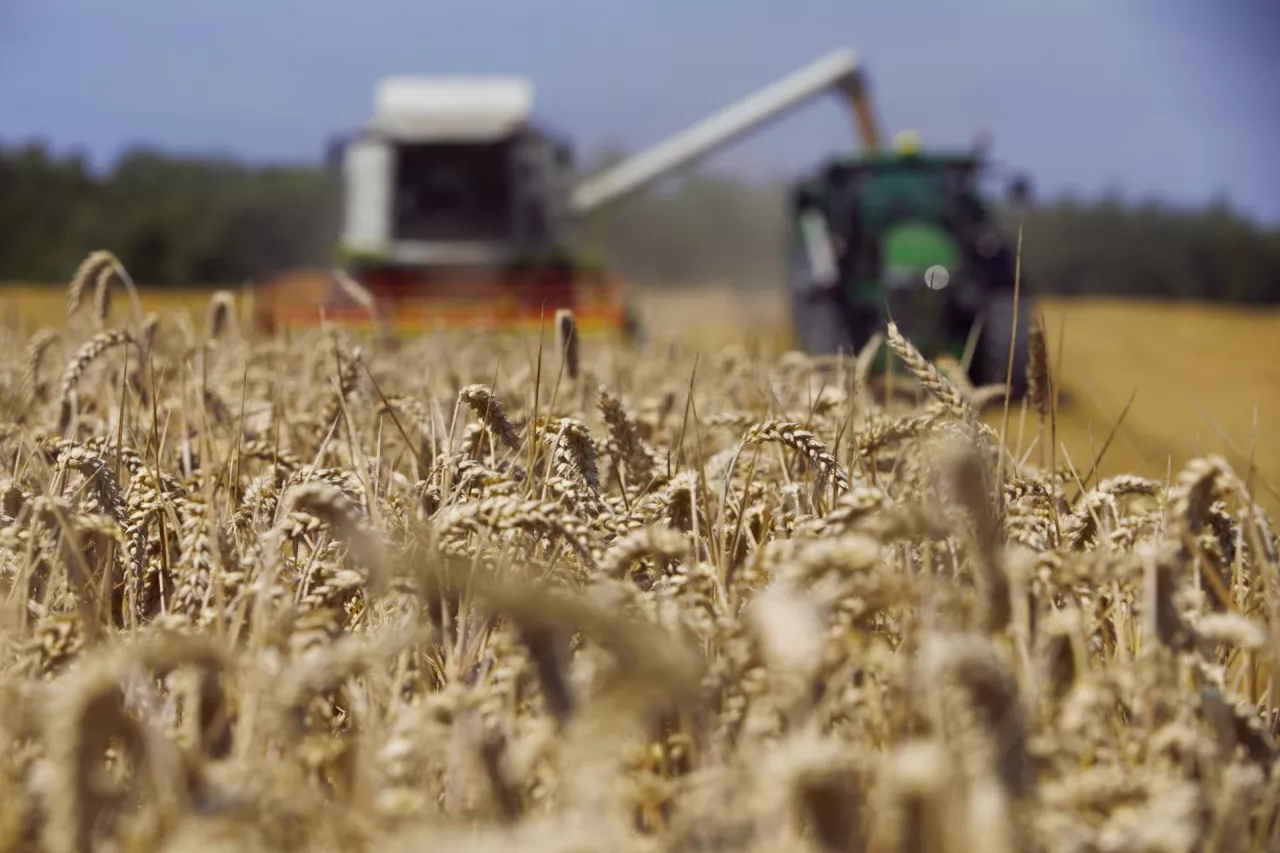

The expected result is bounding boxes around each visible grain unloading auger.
[252,49,888,342]
[566,49,883,216]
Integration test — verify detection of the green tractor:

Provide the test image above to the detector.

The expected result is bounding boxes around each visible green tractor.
[786,137,1034,397]
[558,48,1035,394]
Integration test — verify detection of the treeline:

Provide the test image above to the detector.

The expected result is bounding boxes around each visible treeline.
[3,139,1279,303]
[0,142,337,286]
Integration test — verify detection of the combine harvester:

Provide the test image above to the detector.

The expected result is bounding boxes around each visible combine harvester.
[256,48,1034,392]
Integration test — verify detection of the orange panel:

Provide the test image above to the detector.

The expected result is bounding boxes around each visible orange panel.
[252,265,631,339]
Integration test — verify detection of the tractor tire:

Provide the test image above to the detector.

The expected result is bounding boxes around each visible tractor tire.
[789,288,857,356]
[973,292,1032,399]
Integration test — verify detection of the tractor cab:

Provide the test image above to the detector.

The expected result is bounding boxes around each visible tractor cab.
[787,133,1031,391]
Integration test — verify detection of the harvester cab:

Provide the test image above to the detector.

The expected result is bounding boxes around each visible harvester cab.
[337,76,572,266]
[266,76,634,337]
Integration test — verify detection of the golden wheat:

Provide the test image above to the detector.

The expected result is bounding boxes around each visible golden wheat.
[0,251,1275,852]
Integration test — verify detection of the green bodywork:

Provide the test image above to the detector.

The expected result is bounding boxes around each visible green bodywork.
[852,222,961,299]
[872,221,967,369]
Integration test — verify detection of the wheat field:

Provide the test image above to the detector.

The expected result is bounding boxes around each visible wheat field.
[0,262,1278,852]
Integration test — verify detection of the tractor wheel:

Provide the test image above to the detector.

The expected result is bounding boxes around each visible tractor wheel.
[789,288,857,356]
[973,292,1032,399]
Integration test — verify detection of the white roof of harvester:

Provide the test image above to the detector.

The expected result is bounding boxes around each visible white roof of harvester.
[369,76,534,141]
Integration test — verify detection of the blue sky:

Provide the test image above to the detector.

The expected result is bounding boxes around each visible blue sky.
[3,0,1278,223]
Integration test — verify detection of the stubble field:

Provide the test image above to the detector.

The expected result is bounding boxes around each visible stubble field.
[0,268,1277,852]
